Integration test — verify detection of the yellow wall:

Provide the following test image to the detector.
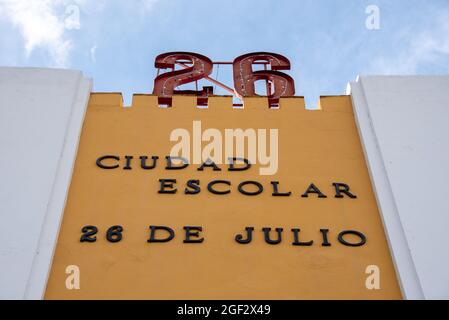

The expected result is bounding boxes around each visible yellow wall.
[45,94,401,299]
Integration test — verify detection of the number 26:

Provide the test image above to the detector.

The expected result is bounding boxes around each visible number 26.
[152,51,295,106]
[80,225,123,243]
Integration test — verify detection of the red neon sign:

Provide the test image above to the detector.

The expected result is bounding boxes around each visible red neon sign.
[152,51,295,107]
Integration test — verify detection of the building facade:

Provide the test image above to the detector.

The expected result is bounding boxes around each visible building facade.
[0,66,448,299]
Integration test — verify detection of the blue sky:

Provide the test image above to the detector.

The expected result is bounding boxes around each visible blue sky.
[1,0,448,107]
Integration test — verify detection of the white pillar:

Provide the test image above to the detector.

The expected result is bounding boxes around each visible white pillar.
[0,68,92,299]
[348,76,449,299]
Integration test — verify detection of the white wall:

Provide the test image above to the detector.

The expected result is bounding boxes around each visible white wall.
[348,76,449,300]
[0,67,92,299]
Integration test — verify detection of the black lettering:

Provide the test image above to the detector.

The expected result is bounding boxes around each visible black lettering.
[320,229,331,247]
[228,157,251,171]
[198,159,221,171]
[158,179,177,194]
[165,156,189,170]
[185,179,201,195]
[140,156,158,169]
[80,225,98,242]
[301,183,327,198]
[291,228,313,246]
[123,155,133,170]
[271,181,292,196]
[207,180,231,195]
[262,227,283,245]
[238,181,264,196]
[96,155,120,169]
[333,183,357,198]
[235,227,254,244]
[147,226,175,243]
[106,225,123,243]
[184,226,204,243]
[338,230,366,247]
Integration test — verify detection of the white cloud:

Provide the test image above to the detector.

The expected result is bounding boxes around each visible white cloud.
[0,0,86,67]
[369,12,449,74]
